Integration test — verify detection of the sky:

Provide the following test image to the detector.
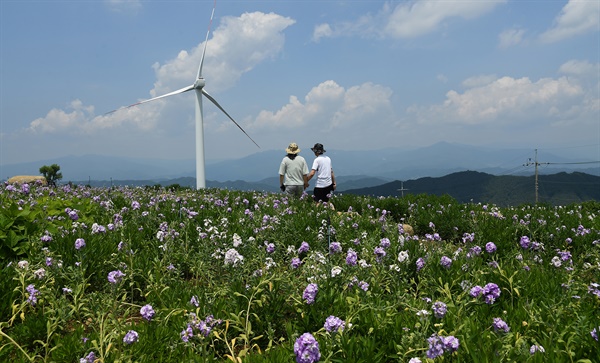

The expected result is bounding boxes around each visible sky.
[1,0,599,167]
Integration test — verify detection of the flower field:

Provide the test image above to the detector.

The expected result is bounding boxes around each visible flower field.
[1,182,599,362]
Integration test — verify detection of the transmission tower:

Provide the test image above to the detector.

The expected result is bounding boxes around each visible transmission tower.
[397,181,409,197]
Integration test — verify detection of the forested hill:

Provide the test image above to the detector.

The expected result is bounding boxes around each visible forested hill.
[343,171,600,206]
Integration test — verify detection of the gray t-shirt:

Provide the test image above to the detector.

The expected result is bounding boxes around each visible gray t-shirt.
[279,155,308,185]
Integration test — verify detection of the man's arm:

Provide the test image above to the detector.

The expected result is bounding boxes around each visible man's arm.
[307,169,316,182]
[331,170,336,190]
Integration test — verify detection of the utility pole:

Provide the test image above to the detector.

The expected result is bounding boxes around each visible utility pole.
[523,149,549,203]
[397,181,409,197]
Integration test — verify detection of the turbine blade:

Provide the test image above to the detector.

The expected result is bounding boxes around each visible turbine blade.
[104,84,195,115]
[202,88,260,148]
[196,0,217,80]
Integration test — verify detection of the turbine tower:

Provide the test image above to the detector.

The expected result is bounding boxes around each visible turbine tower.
[107,0,259,189]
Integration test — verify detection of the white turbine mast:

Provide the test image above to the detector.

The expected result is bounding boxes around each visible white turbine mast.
[106,0,259,189]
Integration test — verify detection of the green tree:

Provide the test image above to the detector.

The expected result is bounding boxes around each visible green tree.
[39,164,63,186]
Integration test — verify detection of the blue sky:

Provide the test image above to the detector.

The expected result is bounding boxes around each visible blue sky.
[1,0,599,166]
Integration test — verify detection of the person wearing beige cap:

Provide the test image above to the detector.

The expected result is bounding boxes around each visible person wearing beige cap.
[278,142,309,197]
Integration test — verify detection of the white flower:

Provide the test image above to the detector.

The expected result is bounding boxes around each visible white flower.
[33,268,46,279]
[224,248,244,267]
[358,259,372,268]
[17,260,29,269]
[550,256,562,268]
[398,250,409,263]
[331,266,343,277]
[232,233,243,247]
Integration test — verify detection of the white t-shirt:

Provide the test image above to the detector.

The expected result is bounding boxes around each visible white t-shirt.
[311,155,333,188]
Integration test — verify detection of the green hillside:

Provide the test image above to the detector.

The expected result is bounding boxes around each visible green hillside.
[345,171,600,206]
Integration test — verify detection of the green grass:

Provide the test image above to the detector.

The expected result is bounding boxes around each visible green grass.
[0,183,599,362]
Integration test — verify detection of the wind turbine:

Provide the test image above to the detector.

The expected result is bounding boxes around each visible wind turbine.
[107,1,259,189]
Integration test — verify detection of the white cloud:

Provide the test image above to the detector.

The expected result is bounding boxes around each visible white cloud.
[27,99,163,134]
[540,0,600,43]
[315,0,506,40]
[252,80,393,130]
[462,74,498,89]
[24,12,296,136]
[152,12,296,96]
[312,23,333,42]
[498,28,526,48]
[558,59,599,76]
[409,75,584,125]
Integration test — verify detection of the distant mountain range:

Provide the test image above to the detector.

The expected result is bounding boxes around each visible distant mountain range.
[2,142,598,183]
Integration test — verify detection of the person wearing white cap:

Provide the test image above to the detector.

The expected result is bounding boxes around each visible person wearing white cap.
[278,142,309,197]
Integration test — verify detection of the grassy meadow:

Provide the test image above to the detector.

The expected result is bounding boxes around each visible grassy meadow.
[0,182,599,362]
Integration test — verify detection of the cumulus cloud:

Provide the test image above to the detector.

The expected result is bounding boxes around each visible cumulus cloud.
[25,12,295,135]
[540,0,599,43]
[27,99,163,134]
[409,75,584,125]
[152,12,295,95]
[252,80,393,130]
[314,0,506,40]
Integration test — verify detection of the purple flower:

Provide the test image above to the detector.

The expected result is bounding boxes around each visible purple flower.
[529,344,545,354]
[329,242,342,254]
[107,270,125,284]
[265,243,275,253]
[492,318,510,333]
[324,315,346,333]
[442,336,459,352]
[440,256,452,269]
[26,284,39,305]
[380,238,391,248]
[485,242,497,253]
[426,335,445,359]
[75,238,86,250]
[298,241,310,254]
[483,283,501,304]
[432,301,447,319]
[40,234,52,243]
[294,333,321,363]
[468,246,482,258]
[80,351,96,363]
[123,330,138,344]
[180,324,193,342]
[470,285,484,298]
[291,257,302,269]
[374,246,386,262]
[519,236,531,249]
[68,210,79,221]
[190,295,199,307]
[591,327,599,341]
[358,281,369,292]
[303,283,318,304]
[416,257,425,272]
[426,334,459,359]
[140,304,155,321]
[346,249,358,266]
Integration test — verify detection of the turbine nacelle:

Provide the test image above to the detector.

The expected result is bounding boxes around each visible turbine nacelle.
[194,78,206,89]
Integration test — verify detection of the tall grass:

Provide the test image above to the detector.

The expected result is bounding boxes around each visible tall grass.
[0,182,598,362]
